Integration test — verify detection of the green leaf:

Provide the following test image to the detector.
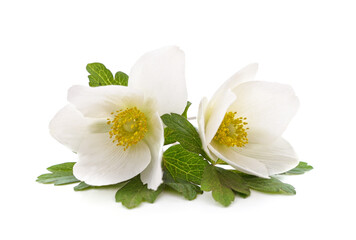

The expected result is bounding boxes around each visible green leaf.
[87,63,114,87]
[161,113,203,155]
[37,173,79,185]
[163,171,202,200]
[47,162,76,172]
[114,71,129,86]
[201,165,235,206]
[164,127,177,145]
[163,144,208,185]
[37,162,80,186]
[242,175,296,195]
[181,101,192,119]
[86,63,129,87]
[74,182,92,191]
[282,161,313,175]
[74,181,126,191]
[115,176,163,209]
[163,101,193,145]
[215,167,250,196]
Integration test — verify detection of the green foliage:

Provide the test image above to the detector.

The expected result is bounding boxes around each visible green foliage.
[215,167,250,196]
[163,144,208,185]
[163,101,193,145]
[74,181,127,191]
[73,182,92,191]
[201,165,235,206]
[161,113,204,155]
[115,176,163,209]
[163,171,202,200]
[114,71,129,86]
[87,63,128,87]
[283,161,313,175]
[164,127,177,145]
[38,59,311,207]
[242,175,296,195]
[201,165,250,206]
[36,162,80,185]
[87,63,114,86]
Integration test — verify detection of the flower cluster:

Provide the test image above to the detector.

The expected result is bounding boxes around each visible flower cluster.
[37,46,312,208]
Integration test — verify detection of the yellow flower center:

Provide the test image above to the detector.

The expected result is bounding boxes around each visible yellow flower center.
[107,107,148,150]
[213,111,249,147]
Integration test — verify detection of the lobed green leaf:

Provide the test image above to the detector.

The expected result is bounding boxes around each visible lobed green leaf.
[161,113,203,155]
[163,101,193,145]
[73,181,126,191]
[87,63,114,86]
[242,175,296,195]
[163,171,202,200]
[115,176,163,209]
[163,144,208,185]
[47,162,76,172]
[215,167,250,196]
[37,162,80,186]
[282,161,313,175]
[201,165,235,206]
[114,71,129,86]
[73,182,92,191]
[87,63,128,87]
[164,127,177,145]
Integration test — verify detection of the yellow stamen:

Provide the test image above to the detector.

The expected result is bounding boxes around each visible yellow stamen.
[107,107,148,150]
[213,111,249,147]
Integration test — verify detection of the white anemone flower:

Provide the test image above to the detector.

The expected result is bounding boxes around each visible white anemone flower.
[49,46,187,190]
[198,64,299,178]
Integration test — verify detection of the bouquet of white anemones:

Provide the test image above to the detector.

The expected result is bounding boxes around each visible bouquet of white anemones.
[37,46,312,208]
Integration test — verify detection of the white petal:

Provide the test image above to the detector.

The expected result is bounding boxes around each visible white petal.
[205,90,236,145]
[86,118,112,133]
[213,63,258,97]
[49,104,87,152]
[237,138,299,175]
[73,133,151,186]
[229,81,299,144]
[209,142,269,178]
[140,112,164,190]
[203,64,258,145]
[129,46,187,115]
[67,85,143,118]
[197,97,218,161]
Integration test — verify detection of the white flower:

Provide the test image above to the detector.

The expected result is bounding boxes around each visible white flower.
[49,46,187,190]
[197,64,299,178]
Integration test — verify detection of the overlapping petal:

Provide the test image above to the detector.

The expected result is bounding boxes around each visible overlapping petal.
[129,46,187,115]
[198,64,299,177]
[140,112,164,190]
[197,97,218,161]
[210,63,258,102]
[67,85,142,118]
[49,104,88,152]
[209,142,269,178]
[49,46,188,189]
[202,63,258,146]
[205,90,236,145]
[228,81,299,144]
[236,138,298,175]
[73,133,151,186]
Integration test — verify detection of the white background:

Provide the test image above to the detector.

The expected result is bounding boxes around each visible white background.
[1,0,355,239]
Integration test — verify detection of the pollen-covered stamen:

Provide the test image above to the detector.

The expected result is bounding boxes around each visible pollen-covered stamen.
[107,107,148,150]
[213,111,249,147]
